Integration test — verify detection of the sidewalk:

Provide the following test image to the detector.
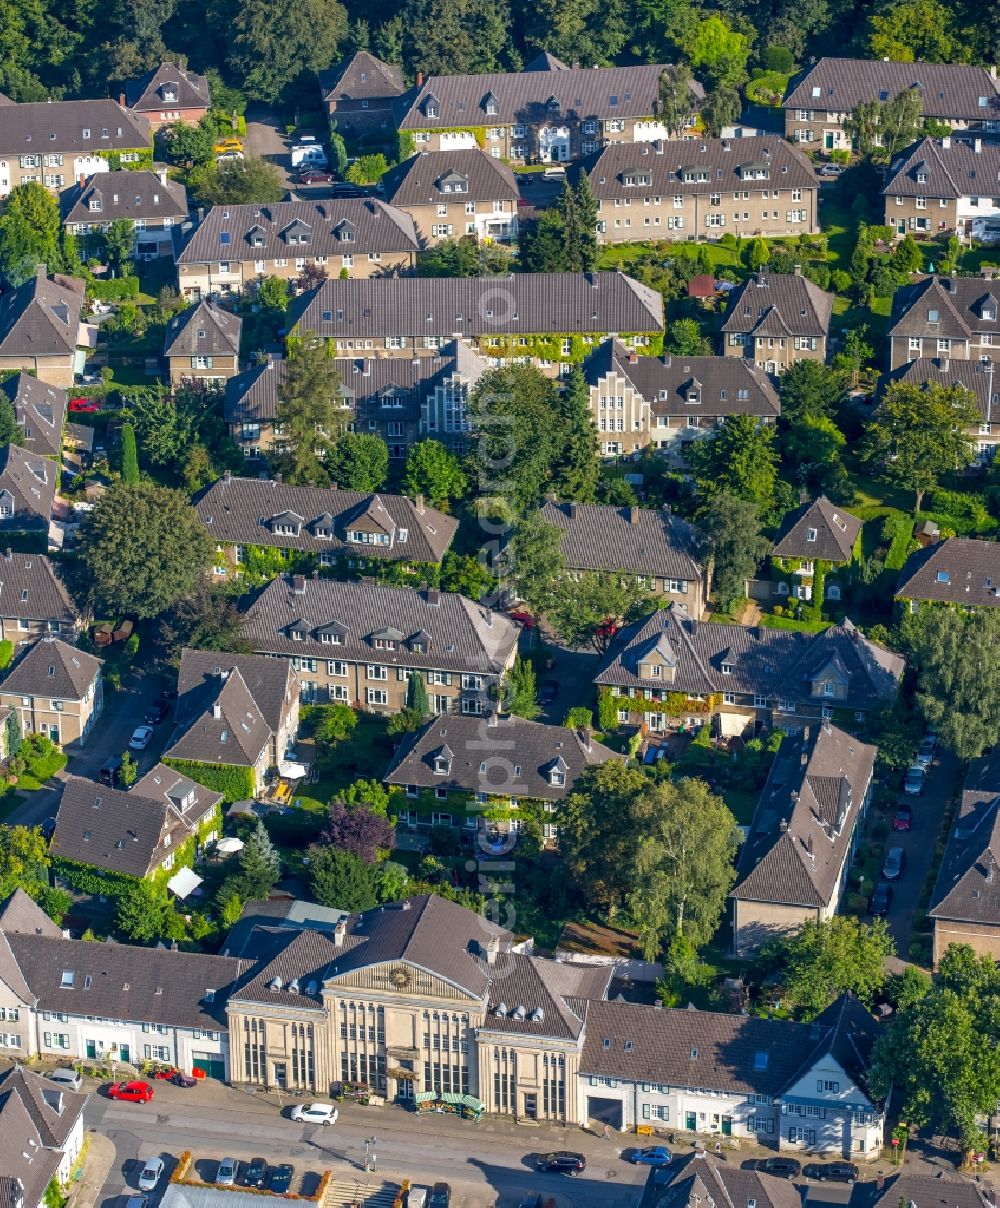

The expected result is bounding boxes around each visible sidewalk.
[67,1131,116,1208]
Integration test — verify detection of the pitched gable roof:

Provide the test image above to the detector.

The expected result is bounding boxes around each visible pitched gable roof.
[0,551,76,625]
[0,99,150,156]
[0,1064,87,1149]
[0,373,66,458]
[649,1153,803,1208]
[0,889,62,938]
[0,1081,62,1208]
[380,148,519,207]
[125,61,210,112]
[164,665,271,768]
[0,271,84,358]
[930,753,1000,924]
[721,272,833,339]
[320,51,405,102]
[0,443,57,525]
[164,301,241,357]
[895,538,1000,607]
[772,497,862,563]
[0,638,100,700]
[62,169,188,225]
[884,135,1000,201]
[176,649,294,734]
[888,274,1000,341]
[881,356,998,424]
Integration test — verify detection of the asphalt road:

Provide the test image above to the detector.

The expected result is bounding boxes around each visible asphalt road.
[244,103,295,190]
[87,1083,648,1208]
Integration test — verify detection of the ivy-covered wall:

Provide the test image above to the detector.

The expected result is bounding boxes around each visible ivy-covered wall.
[161,758,255,804]
[598,687,724,729]
[475,331,664,364]
[220,542,441,589]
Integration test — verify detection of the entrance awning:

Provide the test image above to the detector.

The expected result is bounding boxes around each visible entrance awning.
[414,1091,437,1104]
[167,867,203,899]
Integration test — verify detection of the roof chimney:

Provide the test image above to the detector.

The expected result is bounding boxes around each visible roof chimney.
[334,919,347,946]
[223,469,231,483]
[568,501,578,518]
[415,493,425,514]
[974,137,983,154]
[119,92,125,107]
[291,574,306,594]
[212,703,222,720]
[628,506,639,525]
[416,71,424,87]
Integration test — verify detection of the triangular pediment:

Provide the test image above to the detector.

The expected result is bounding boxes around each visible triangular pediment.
[322,959,483,1001]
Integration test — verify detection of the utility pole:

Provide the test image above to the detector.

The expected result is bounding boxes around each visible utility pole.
[364,1136,377,1173]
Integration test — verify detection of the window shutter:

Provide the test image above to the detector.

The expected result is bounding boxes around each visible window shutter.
[642,1104,650,1120]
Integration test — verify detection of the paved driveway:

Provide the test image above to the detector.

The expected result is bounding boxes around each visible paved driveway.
[882,747,957,964]
[244,103,294,190]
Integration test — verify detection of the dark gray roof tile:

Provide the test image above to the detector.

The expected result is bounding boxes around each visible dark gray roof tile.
[0,551,77,625]
[772,496,862,563]
[381,149,518,207]
[0,374,66,459]
[164,301,241,357]
[721,272,833,338]
[0,272,84,359]
[896,538,1000,607]
[540,499,704,581]
[62,170,188,225]
[0,99,150,155]
[0,638,99,700]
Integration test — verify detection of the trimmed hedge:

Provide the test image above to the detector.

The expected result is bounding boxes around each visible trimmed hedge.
[161,758,255,804]
[89,277,141,302]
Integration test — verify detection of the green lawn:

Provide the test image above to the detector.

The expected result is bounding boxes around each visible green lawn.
[817,192,859,273]
[317,714,393,794]
[722,788,760,827]
[288,778,337,814]
[757,613,831,633]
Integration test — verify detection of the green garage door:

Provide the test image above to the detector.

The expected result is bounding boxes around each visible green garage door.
[192,1053,226,1080]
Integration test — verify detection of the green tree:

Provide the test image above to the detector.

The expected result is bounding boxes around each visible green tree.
[0,182,63,285]
[326,432,389,492]
[550,369,599,503]
[681,13,751,89]
[523,0,626,67]
[782,414,849,498]
[560,760,644,919]
[314,702,358,745]
[665,318,711,356]
[759,916,895,1018]
[102,218,136,274]
[700,85,743,138]
[778,360,846,425]
[891,234,924,276]
[518,210,567,273]
[0,825,49,899]
[832,324,874,388]
[698,493,770,611]
[187,157,286,205]
[119,750,139,788]
[403,440,468,509]
[256,275,290,312]
[747,236,770,271]
[345,154,390,185]
[270,333,346,486]
[907,607,1000,759]
[237,820,281,899]
[548,571,647,653]
[573,174,599,272]
[0,397,26,446]
[115,879,169,942]
[77,480,214,618]
[862,381,979,509]
[687,414,779,514]
[440,552,493,600]
[159,119,215,167]
[309,845,377,910]
[654,63,697,138]
[503,655,540,719]
[406,670,430,717]
[847,88,924,161]
[866,0,958,62]
[155,585,251,663]
[509,514,567,615]
[226,0,348,101]
[418,235,511,278]
[120,422,140,484]
[628,777,740,959]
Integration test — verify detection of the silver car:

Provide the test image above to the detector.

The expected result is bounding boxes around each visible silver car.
[882,846,906,881]
[137,1158,164,1192]
[216,1158,238,1186]
[903,764,926,796]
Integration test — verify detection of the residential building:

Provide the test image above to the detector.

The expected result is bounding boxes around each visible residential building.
[0,99,151,197]
[163,301,241,387]
[286,272,665,375]
[880,356,999,463]
[928,749,1000,967]
[239,574,519,711]
[783,58,1000,152]
[0,374,66,460]
[396,60,701,162]
[582,997,881,1153]
[895,537,1000,611]
[383,713,618,838]
[770,496,863,603]
[887,273,999,369]
[225,343,488,462]
[583,337,779,459]
[731,721,876,954]
[124,61,211,130]
[196,473,458,576]
[539,499,707,613]
[579,135,819,243]
[50,767,222,883]
[642,1153,801,1208]
[594,603,903,738]
[318,51,406,140]
[883,135,1000,240]
[62,170,189,260]
[378,149,520,245]
[174,200,419,299]
[0,889,240,1078]
[0,445,58,545]
[721,272,833,373]
[175,649,300,774]
[0,552,79,648]
[0,269,86,388]
[0,1062,88,1208]
[0,638,102,748]
[866,1175,990,1208]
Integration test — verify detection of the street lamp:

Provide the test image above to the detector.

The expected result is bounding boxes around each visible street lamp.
[364,1136,377,1173]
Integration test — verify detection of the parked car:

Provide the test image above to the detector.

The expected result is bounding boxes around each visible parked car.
[758,1157,801,1179]
[129,724,155,750]
[892,804,912,831]
[216,1158,238,1186]
[290,1102,338,1125]
[539,680,558,706]
[628,1147,672,1167]
[243,1158,268,1188]
[99,755,123,785]
[106,1080,153,1103]
[508,609,536,628]
[903,764,926,796]
[330,183,366,198]
[869,880,893,916]
[69,397,100,413]
[172,1071,198,1087]
[268,1166,294,1194]
[803,1162,858,1183]
[213,138,244,155]
[916,734,937,767]
[818,163,845,176]
[428,1184,451,1208]
[537,1152,586,1174]
[144,700,169,725]
[216,151,244,164]
[137,1158,165,1192]
[41,816,57,840]
[882,846,906,880]
[299,169,334,184]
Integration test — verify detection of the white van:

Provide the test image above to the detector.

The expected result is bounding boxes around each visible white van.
[291,143,328,169]
[47,1068,82,1091]
[971,219,1000,245]
[543,165,566,180]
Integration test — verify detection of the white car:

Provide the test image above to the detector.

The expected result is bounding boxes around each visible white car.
[129,725,155,750]
[290,1102,338,1125]
[818,163,845,176]
[137,1157,165,1192]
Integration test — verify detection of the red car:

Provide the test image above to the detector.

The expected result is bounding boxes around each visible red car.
[508,609,536,629]
[596,618,619,638]
[299,169,333,184]
[892,805,913,831]
[68,397,100,413]
[106,1080,154,1103]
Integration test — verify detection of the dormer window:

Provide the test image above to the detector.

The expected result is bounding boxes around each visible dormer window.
[547,95,560,111]
[916,171,928,183]
[807,527,818,542]
[722,662,734,676]
[433,756,450,775]
[928,309,939,323]
[483,93,499,116]
[550,769,565,786]
[424,94,439,118]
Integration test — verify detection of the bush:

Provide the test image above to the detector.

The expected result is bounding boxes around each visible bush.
[764,45,794,72]
[88,277,140,302]
[0,640,12,670]
[564,705,594,730]
[161,757,254,803]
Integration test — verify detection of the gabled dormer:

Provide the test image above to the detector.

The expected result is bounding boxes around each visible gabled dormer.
[281,219,312,246]
[287,617,308,641]
[679,164,710,183]
[977,293,998,322]
[684,377,702,405]
[423,92,440,119]
[810,655,850,700]
[546,755,568,787]
[87,190,103,213]
[315,620,348,645]
[160,81,179,103]
[245,224,267,247]
[437,170,469,195]
[738,160,769,181]
[311,512,335,539]
[621,170,652,188]
[481,91,500,116]
[546,94,560,112]
[432,744,453,775]
[334,220,355,242]
[371,625,405,651]
[0,488,15,516]
[409,629,432,654]
[268,509,303,536]
[637,631,678,684]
